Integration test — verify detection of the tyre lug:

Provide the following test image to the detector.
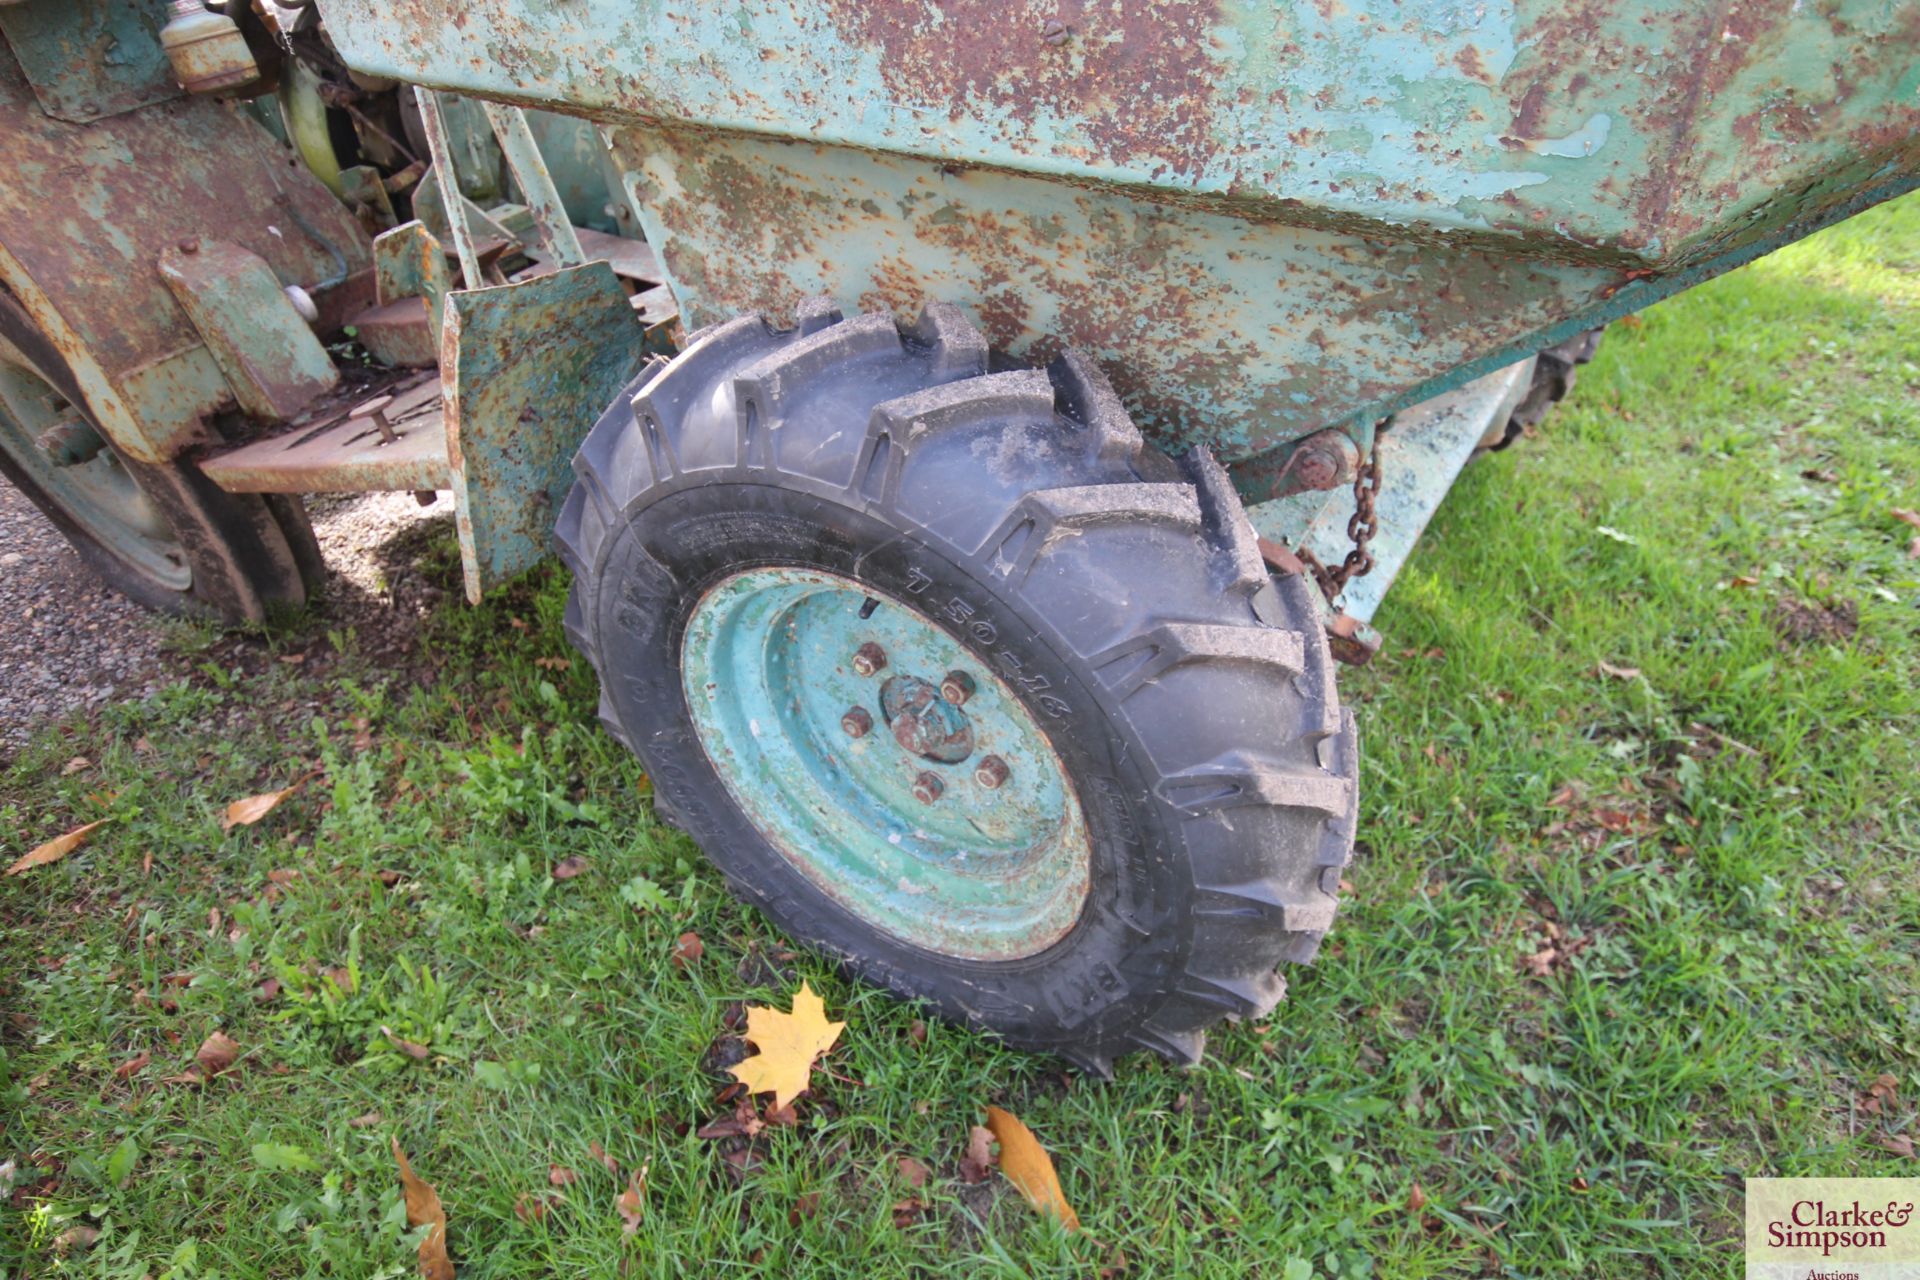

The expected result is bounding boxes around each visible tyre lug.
[939,670,975,705]
[840,706,872,738]
[912,771,944,804]
[974,755,1010,790]
[851,642,887,676]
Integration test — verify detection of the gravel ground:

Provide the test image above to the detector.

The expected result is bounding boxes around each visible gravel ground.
[0,482,453,759]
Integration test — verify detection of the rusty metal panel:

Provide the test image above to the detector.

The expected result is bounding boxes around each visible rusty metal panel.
[0,0,179,124]
[318,0,1920,269]
[158,240,339,421]
[198,373,451,495]
[441,260,645,601]
[0,47,371,463]
[606,122,1620,469]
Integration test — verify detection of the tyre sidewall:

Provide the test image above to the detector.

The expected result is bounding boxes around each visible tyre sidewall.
[593,479,1192,1051]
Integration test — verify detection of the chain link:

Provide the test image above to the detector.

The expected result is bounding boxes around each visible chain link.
[1298,417,1389,605]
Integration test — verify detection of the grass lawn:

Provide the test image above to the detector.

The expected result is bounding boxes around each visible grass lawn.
[3,194,1917,1280]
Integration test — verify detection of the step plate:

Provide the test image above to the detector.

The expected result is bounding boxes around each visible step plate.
[198,373,450,494]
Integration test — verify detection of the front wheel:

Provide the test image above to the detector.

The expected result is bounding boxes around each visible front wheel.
[556,301,1357,1073]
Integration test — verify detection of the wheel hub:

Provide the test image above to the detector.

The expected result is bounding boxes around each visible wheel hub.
[680,566,1090,961]
[879,674,975,764]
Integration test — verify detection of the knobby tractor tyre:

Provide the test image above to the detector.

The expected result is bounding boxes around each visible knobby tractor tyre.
[0,291,322,623]
[556,300,1358,1074]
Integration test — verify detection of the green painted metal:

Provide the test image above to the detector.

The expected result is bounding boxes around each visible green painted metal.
[157,239,340,422]
[0,20,370,465]
[441,260,645,601]
[483,102,587,268]
[0,334,189,590]
[315,0,1920,487]
[0,0,178,125]
[372,221,451,352]
[682,567,1091,961]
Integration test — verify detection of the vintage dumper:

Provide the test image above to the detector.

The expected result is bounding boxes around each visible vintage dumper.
[2,0,1915,1072]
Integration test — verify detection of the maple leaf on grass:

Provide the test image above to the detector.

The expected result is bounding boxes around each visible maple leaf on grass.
[727,981,845,1111]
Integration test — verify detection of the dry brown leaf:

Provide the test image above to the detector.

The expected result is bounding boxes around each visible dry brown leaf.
[891,1196,926,1227]
[114,1052,150,1080]
[728,982,846,1111]
[533,657,571,671]
[1892,508,1920,531]
[513,1191,554,1223]
[908,1020,928,1045]
[383,1027,431,1061]
[1408,1181,1428,1213]
[6,819,110,876]
[160,1070,204,1087]
[588,1141,619,1176]
[195,1031,239,1077]
[61,756,91,776]
[959,1125,996,1184]
[897,1156,930,1189]
[984,1105,1079,1231]
[548,1164,577,1188]
[1909,535,1920,561]
[393,1138,454,1280]
[550,856,589,881]
[1595,661,1640,681]
[671,932,704,970]
[616,1164,647,1237]
[53,1224,100,1253]
[788,1190,821,1229]
[1521,947,1558,977]
[220,773,317,833]
[1878,1133,1915,1159]
[350,1111,384,1128]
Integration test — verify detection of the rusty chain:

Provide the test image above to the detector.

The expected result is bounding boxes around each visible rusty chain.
[1297,417,1389,604]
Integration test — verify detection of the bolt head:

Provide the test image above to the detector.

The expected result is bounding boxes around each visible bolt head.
[840,706,872,738]
[912,771,944,804]
[973,754,1010,790]
[851,642,887,677]
[1294,446,1341,491]
[939,670,976,705]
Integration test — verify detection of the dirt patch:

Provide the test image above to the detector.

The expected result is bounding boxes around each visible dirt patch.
[1771,595,1859,646]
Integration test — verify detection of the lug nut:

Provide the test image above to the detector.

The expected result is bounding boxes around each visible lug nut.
[973,755,1010,790]
[851,642,887,676]
[912,771,944,804]
[840,706,872,738]
[939,670,976,705]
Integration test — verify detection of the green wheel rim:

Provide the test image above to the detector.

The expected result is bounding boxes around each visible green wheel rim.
[681,567,1091,961]
[0,344,190,592]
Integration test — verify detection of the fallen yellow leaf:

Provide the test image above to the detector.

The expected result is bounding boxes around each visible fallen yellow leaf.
[221,773,317,833]
[985,1105,1079,1231]
[392,1138,454,1280]
[6,819,110,876]
[727,981,846,1111]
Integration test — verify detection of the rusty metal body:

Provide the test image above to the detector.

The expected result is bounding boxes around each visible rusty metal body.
[317,0,1920,499]
[3,0,1917,623]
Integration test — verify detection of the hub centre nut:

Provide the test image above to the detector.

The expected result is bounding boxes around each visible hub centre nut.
[912,771,944,804]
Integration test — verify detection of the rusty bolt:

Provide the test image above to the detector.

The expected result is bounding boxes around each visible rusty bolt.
[912,771,944,804]
[851,642,887,677]
[973,755,1010,790]
[1042,18,1070,44]
[939,670,976,706]
[1293,441,1343,491]
[353,393,399,445]
[841,706,872,738]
